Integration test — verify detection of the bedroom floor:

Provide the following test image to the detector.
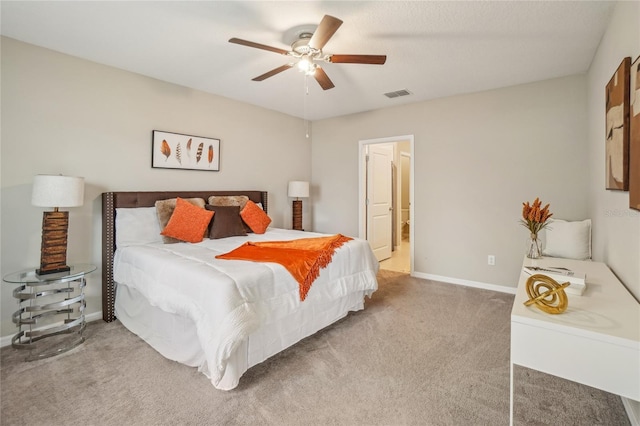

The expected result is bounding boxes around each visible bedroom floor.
[379,238,410,273]
[0,270,629,426]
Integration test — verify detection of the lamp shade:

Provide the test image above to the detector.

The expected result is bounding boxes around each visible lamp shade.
[288,181,309,198]
[32,175,85,208]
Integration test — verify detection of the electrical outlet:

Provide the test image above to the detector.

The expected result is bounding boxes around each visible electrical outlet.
[488,255,495,266]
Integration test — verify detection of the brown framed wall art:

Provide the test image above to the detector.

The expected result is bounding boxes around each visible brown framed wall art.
[605,57,630,191]
[152,130,220,171]
[629,56,640,210]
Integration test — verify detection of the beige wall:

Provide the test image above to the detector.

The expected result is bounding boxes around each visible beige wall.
[312,74,589,290]
[587,0,640,301]
[586,2,640,419]
[0,37,310,336]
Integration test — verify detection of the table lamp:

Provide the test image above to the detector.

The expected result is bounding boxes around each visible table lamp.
[32,175,85,275]
[288,181,309,231]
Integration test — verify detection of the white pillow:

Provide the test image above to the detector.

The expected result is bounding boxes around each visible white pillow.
[115,207,162,248]
[543,219,591,260]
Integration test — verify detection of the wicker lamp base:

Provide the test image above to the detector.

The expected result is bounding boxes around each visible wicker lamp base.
[37,211,71,275]
[292,200,303,231]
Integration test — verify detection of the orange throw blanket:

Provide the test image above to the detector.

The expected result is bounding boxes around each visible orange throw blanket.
[215,234,353,301]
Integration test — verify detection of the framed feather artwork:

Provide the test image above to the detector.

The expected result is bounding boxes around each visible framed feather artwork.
[152,130,220,171]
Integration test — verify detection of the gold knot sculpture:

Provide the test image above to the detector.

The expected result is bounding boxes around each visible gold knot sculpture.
[523,274,570,314]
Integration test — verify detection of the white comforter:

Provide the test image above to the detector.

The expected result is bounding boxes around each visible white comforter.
[113,228,379,388]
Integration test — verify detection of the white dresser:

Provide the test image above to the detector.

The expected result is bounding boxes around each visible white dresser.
[510,256,640,425]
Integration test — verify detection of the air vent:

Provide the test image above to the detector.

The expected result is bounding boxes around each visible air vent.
[384,89,412,99]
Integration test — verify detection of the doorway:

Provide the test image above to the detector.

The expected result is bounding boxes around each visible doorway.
[359,135,414,274]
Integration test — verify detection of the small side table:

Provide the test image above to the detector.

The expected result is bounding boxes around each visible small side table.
[3,263,96,361]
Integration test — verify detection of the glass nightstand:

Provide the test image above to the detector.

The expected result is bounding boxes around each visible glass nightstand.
[3,263,96,360]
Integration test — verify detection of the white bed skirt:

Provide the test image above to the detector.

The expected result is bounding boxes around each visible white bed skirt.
[115,282,366,390]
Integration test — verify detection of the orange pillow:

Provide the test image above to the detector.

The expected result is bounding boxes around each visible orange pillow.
[161,197,214,243]
[240,200,272,234]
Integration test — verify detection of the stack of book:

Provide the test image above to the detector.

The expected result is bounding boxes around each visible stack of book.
[523,266,586,296]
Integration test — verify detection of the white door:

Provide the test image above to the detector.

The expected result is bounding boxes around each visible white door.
[366,144,393,261]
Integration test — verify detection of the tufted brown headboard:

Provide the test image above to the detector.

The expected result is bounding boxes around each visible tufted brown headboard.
[101,190,268,322]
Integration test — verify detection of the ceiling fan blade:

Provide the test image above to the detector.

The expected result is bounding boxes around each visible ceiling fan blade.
[329,54,387,65]
[252,64,294,81]
[308,15,343,50]
[229,38,289,55]
[314,66,335,90]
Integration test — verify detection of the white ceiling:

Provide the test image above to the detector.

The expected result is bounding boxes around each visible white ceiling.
[1,1,614,121]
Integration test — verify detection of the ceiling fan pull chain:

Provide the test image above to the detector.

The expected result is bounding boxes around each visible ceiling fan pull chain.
[304,76,310,138]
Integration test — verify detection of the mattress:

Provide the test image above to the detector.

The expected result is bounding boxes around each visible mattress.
[113,228,379,389]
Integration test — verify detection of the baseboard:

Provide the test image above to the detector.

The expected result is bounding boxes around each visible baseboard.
[0,311,103,348]
[412,272,517,295]
[622,397,640,426]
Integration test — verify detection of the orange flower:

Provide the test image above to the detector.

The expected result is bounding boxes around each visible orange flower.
[520,198,553,236]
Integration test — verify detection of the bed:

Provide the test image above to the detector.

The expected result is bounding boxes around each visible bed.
[101,190,379,390]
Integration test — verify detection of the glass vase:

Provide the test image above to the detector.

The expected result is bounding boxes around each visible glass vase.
[526,233,542,259]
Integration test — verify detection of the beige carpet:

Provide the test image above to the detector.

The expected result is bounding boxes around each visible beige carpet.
[1,270,629,425]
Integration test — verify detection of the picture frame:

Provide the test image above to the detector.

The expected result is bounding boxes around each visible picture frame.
[152,130,220,171]
[605,57,630,190]
[630,56,640,210]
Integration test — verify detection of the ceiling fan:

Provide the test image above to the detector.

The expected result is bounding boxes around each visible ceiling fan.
[229,15,387,90]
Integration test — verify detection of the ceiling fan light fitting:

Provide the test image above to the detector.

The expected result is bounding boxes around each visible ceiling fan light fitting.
[297,56,316,75]
[305,64,317,76]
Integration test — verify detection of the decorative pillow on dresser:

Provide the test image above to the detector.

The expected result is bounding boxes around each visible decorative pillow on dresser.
[155,197,207,243]
[205,205,247,239]
[543,219,592,260]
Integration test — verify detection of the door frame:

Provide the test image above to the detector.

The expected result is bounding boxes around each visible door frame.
[358,135,415,274]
